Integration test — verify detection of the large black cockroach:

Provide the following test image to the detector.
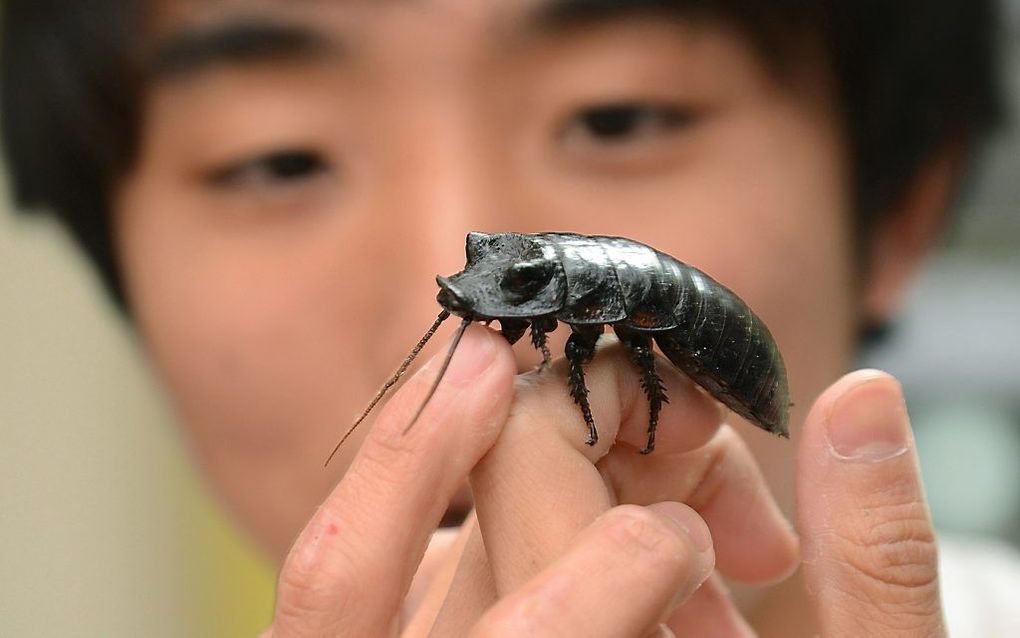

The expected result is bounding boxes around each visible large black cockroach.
[326,232,788,465]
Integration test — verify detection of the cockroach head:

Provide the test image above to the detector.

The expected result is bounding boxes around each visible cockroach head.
[437,232,566,319]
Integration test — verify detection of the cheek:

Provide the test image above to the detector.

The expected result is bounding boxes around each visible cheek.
[113,170,404,551]
[116,183,338,449]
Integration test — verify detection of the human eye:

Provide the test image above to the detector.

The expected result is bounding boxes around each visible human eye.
[205,149,332,190]
[561,102,697,147]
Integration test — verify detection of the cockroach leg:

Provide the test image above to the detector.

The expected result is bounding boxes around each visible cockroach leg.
[565,326,602,446]
[530,317,556,370]
[620,332,668,454]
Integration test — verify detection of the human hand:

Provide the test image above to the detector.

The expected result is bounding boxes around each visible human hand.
[262,325,798,637]
[411,333,800,637]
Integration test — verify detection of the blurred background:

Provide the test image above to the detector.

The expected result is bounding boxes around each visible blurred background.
[2,5,1018,638]
[860,1,1020,550]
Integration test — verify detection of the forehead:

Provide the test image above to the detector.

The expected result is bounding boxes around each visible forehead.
[143,0,771,78]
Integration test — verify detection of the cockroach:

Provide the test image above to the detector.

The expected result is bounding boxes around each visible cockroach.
[326,232,788,466]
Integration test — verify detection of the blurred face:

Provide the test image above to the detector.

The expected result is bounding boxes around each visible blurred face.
[116,0,856,559]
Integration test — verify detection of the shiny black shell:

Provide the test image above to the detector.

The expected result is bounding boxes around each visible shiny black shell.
[438,232,789,437]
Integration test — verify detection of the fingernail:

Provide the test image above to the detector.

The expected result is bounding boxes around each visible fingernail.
[826,372,911,462]
[649,502,712,553]
[443,326,497,384]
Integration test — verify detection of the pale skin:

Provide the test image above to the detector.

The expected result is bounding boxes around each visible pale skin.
[114,0,953,635]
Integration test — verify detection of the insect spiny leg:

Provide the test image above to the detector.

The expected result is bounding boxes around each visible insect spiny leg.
[565,327,601,446]
[531,319,554,369]
[623,334,667,454]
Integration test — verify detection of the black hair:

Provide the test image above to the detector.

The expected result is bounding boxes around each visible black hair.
[1,0,1004,312]
[2,1,142,305]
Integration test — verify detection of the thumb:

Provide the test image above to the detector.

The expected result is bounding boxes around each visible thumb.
[797,370,946,636]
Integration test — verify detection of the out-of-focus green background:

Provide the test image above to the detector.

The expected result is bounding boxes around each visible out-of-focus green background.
[2,4,1018,637]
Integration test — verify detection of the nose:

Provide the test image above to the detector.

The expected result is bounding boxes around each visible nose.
[378,91,502,252]
[366,88,511,330]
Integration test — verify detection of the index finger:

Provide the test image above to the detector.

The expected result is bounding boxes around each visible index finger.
[273,325,516,638]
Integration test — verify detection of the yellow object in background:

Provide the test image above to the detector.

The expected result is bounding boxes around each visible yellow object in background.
[179,472,275,638]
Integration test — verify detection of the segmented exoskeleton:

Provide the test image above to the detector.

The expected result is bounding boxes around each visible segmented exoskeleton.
[326,232,788,465]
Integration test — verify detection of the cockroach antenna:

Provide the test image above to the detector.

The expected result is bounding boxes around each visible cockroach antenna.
[401,314,473,436]
[324,309,452,467]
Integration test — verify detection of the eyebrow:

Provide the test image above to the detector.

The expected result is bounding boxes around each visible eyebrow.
[147,16,342,79]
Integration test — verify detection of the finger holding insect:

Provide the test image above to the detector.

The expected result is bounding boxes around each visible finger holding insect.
[272,326,516,637]
[469,339,732,595]
[428,340,739,629]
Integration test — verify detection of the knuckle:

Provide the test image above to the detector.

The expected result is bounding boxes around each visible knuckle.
[848,523,939,592]
[602,506,689,567]
[275,530,357,625]
[274,571,330,629]
[834,497,940,602]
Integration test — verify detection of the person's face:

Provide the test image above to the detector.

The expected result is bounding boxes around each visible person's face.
[116,0,856,559]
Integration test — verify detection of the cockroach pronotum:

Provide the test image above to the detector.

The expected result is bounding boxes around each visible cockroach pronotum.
[326,232,789,466]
